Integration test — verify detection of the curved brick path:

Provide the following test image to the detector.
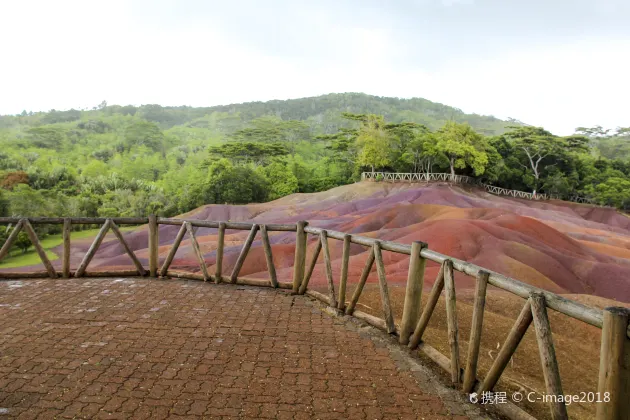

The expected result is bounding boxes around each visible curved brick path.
[0,278,475,420]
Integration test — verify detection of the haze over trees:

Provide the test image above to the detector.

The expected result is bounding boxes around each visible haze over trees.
[0,92,629,251]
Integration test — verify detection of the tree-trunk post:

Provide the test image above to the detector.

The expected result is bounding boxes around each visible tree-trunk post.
[62,218,71,278]
[0,220,24,263]
[408,263,445,349]
[186,222,211,282]
[320,230,337,308]
[229,224,259,283]
[260,225,278,288]
[400,241,427,345]
[597,307,630,420]
[215,222,226,283]
[373,241,396,334]
[337,234,351,311]
[159,223,186,277]
[22,219,57,278]
[345,247,375,315]
[479,299,533,393]
[530,292,568,420]
[111,220,146,276]
[443,259,461,385]
[463,270,489,393]
[293,221,307,293]
[148,214,158,277]
[298,240,322,295]
[75,219,111,278]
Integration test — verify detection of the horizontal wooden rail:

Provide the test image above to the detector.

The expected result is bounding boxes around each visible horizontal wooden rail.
[0,217,147,224]
[0,217,299,231]
[156,218,297,231]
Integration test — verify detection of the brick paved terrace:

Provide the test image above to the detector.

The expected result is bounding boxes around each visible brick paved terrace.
[0,278,489,420]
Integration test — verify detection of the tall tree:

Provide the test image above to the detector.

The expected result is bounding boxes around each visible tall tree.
[260,162,298,200]
[123,120,165,153]
[434,121,489,176]
[504,126,563,192]
[25,126,65,149]
[355,114,395,172]
[207,142,289,166]
[581,126,630,160]
[228,116,311,156]
[400,131,441,174]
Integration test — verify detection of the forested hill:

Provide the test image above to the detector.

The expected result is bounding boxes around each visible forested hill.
[0,93,515,135]
[180,93,515,135]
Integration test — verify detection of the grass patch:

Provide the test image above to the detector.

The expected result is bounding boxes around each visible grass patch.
[0,225,137,269]
[0,248,59,268]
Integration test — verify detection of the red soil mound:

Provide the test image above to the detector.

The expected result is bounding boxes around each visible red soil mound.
[15,182,630,303]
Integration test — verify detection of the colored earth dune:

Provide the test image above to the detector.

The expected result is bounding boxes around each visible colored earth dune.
[44,181,630,304]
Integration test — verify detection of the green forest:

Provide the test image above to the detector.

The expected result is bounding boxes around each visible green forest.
[1,92,629,246]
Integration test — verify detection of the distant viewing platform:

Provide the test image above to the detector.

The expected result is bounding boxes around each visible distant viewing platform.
[361,172,602,205]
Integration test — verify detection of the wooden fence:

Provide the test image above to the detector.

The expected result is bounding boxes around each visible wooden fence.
[0,216,628,420]
[361,172,604,205]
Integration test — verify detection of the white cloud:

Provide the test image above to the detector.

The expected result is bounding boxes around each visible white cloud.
[418,39,630,134]
[0,1,628,136]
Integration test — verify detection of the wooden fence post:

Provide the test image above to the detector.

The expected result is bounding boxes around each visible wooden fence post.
[293,221,307,293]
[298,239,322,295]
[0,220,24,263]
[400,241,427,345]
[443,260,461,385]
[186,221,211,282]
[159,224,187,277]
[338,234,351,311]
[463,270,489,393]
[373,241,396,334]
[230,224,259,283]
[215,222,226,284]
[345,247,375,315]
[110,220,146,276]
[260,225,278,288]
[148,214,158,277]
[530,292,568,420]
[75,219,111,278]
[320,230,337,308]
[62,218,71,278]
[479,299,533,394]
[22,219,57,278]
[408,263,445,349]
[597,307,630,420]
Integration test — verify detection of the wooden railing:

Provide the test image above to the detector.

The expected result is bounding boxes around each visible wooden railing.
[361,171,552,200]
[361,172,608,206]
[361,171,479,185]
[0,216,628,420]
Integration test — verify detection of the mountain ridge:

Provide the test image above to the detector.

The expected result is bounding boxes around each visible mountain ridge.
[2,92,520,135]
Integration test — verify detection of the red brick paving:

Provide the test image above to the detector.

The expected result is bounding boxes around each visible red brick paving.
[0,278,472,419]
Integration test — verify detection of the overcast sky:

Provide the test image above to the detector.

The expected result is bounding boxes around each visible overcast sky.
[1,0,628,135]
